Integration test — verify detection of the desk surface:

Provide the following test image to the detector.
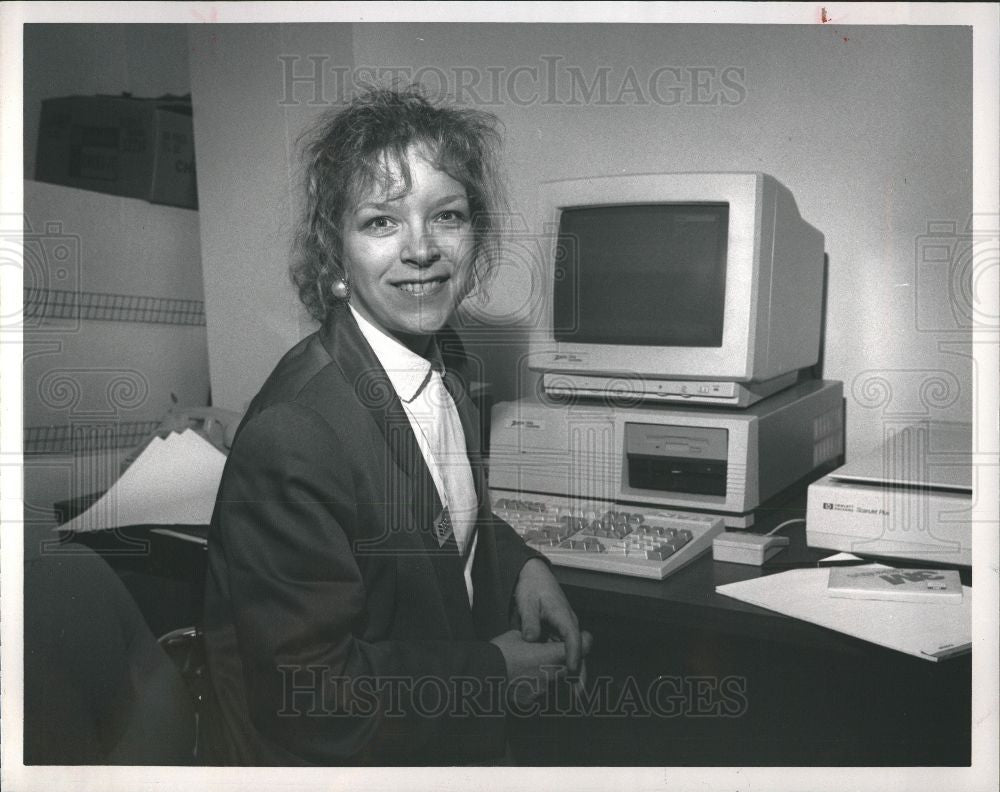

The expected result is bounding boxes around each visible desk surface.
[61,497,972,662]
[534,501,971,766]
[58,499,972,766]
[554,500,972,654]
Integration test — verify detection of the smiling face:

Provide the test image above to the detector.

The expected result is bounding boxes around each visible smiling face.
[340,146,475,354]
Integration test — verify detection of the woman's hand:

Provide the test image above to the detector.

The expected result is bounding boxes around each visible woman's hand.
[489,628,592,706]
[511,558,589,674]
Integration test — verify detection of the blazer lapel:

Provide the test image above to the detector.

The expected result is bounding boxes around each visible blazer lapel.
[319,304,474,628]
[319,304,446,543]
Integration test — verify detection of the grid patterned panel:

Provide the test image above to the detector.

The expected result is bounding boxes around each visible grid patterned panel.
[24,287,206,325]
[24,420,161,455]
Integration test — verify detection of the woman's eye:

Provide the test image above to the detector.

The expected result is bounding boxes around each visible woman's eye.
[436,210,467,225]
[363,216,396,233]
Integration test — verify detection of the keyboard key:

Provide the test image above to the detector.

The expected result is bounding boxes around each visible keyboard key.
[646,545,675,561]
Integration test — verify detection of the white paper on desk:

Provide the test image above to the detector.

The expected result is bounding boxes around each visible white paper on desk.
[715,566,971,662]
[59,429,226,532]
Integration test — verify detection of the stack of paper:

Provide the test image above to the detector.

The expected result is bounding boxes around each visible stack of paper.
[716,565,972,661]
[59,429,227,532]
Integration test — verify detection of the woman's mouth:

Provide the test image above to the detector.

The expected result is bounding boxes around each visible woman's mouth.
[395,277,448,297]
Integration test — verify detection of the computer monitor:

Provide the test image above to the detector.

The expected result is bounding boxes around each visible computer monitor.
[529,172,825,407]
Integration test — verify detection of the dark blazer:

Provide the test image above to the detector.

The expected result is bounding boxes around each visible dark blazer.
[202,302,539,765]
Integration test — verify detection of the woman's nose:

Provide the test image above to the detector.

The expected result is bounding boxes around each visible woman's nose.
[400,227,441,268]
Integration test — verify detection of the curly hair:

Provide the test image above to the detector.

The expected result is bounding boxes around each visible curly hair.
[290,85,508,323]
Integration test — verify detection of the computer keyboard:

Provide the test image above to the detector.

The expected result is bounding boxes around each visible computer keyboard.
[491,490,726,579]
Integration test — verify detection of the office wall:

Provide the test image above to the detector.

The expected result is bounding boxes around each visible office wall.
[22,181,209,431]
[191,24,972,461]
[188,24,355,412]
[22,25,208,529]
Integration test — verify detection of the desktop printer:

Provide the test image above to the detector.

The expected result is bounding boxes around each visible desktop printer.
[806,423,972,566]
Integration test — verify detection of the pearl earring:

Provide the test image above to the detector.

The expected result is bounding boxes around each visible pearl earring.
[331,277,351,301]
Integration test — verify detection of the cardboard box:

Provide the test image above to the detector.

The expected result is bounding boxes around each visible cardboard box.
[35,94,198,209]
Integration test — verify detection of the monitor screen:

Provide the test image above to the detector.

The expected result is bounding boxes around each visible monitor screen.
[553,203,729,347]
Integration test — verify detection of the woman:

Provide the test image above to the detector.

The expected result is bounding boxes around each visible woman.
[202,86,589,766]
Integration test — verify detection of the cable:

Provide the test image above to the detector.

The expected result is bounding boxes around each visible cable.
[766,517,805,536]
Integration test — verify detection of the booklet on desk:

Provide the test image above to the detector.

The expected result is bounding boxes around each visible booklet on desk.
[57,429,226,533]
[827,566,963,604]
[715,564,971,661]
